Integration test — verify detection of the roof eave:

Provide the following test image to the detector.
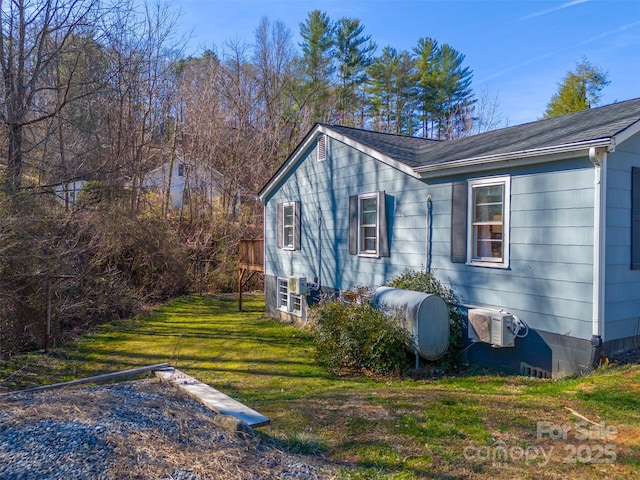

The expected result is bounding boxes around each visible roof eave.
[258,124,420,202]
[414,138,613,179]
[258,124,324,202]
[328,129,421,180]
[611,117,640,148]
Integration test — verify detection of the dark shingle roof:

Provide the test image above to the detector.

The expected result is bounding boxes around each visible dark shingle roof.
[320,124,438,168]
[325,97,640,169]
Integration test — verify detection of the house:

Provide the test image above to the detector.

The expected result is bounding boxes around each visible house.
[54,179,88,208]
[144,159,242,214]
[258,97,640,378]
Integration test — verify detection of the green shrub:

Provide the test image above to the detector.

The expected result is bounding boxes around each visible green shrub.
[309,292,411,376]
[388,269,465,355]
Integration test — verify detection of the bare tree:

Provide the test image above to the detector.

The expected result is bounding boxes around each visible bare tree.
[473,86,503,134]
[96,0,182,211]
[0,0,105,196]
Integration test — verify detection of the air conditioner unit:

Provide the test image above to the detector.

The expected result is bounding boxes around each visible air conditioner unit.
[468,308,515,347]
[288,276,307,295]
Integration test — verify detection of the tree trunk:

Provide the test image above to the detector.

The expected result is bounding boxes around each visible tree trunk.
[5,122,24,196]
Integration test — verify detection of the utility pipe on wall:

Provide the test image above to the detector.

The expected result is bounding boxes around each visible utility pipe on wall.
[425,195,433,273]
[589,147,607,365]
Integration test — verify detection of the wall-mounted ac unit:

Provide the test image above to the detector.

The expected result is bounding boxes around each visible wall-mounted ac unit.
[468,308,515,347]
[288,276,307,295]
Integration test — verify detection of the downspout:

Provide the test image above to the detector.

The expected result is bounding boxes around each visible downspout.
[425,195,433,273]
[263,201,267,280]
[589,147,607,369]
[317,205,322,290]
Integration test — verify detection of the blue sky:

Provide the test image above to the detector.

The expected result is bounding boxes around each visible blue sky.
[171,0,640,127]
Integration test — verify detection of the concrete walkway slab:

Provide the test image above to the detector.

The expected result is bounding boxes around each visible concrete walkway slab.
[155,367,269,427]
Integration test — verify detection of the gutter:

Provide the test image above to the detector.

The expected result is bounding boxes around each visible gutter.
[415,138,613,178]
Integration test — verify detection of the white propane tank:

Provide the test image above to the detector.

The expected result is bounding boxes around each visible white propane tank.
[372,286,450,360]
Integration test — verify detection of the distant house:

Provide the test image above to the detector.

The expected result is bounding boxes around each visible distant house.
[54,180,88,209]
[258,98,640,378]
[144,160,237,213]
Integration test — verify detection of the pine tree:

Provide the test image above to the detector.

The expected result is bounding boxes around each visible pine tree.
[414,37,474,139]
[438,44,475,138]
[334,17,376,127]
[366,46,398,132]
[299,10,335,85]
[414,37,441,138]
[543,57,610,118]
[365,47,418,134]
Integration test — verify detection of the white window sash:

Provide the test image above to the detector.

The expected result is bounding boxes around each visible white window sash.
[282,203,295,250]
[277,277,303,316]
[467,176,511,268]
[358,193,379,256]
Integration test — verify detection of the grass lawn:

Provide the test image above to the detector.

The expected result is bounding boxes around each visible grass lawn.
[1,294,639,479]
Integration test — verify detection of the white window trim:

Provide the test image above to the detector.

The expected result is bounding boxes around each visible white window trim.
[358,192,379,257]
[282,202,295,251]
[277,277,289,310]
[466,175,511,268]
[277,277,303,316]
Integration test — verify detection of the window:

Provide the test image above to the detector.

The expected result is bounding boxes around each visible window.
[283,203,294,249]
[178,163,192,177]
[348,191,389,257]
[276,201,301,250]
[291,293,302,315]
[467,176,510,267]
[360,194,378,254]
[277,278,302,316]
[278,278,288,310]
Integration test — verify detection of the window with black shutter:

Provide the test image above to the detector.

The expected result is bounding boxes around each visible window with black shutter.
[451,176,511,267]
[276,201,301,251]
[348,191,389,257]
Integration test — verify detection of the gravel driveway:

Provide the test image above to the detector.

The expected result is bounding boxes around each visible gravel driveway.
[0,379,329,479]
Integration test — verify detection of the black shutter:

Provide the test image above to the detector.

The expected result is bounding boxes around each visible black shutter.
[451,181,467,263]
[632,168,640,269]
[276,202,283,249]
[294,201,301,250]
[378,191,389,257]
[349,195,358,255]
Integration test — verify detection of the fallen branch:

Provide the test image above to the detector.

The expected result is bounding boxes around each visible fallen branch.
[565,406,602,426]
[1,363,170,395]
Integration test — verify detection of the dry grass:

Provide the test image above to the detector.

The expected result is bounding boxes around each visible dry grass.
[1,295,640,479]
[0,379,330,479]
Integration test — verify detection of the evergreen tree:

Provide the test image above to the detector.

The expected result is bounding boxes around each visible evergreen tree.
[297,10,335,123]
[394,50,420,136]
[366,46,418,134]
[414,37,474,139]
[414,37,441,138]
[366,46,399,132]
[438,44,475,138]
[543,57,610,118]
[334,17,376,126]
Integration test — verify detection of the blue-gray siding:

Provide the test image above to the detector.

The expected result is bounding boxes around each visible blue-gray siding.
[265,135,601,341]
[605,132,640,342]
[265,137,431,289]
[429,159,595,341]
